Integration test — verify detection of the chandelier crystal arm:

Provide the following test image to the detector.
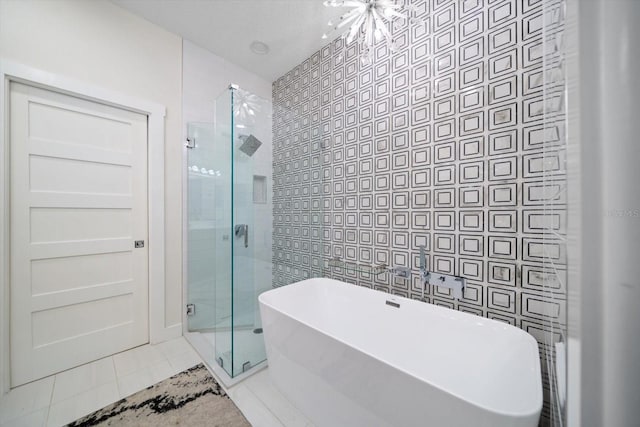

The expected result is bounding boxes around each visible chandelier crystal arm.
[346,12,367,44]
[364,12,375,48]
[323,6,364,39]
[370,8,394,47]
[335,7,364,29]
[321,0,423,62]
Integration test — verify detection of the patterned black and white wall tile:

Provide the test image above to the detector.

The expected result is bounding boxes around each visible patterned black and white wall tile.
[272,1,566,425]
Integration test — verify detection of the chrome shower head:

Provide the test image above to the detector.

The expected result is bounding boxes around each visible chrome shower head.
[238,134,262,157]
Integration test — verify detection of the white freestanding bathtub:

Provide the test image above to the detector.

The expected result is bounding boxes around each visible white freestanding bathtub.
[259,278,542,427]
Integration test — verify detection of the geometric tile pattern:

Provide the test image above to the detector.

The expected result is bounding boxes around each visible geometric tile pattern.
[272,1,566,426]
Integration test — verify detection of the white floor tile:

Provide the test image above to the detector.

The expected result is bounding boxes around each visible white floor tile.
[0,377,55,425]
[227,384,284,427]
[2,337,315,427]
[113,344,166,378]
[166,347,203,373]
[242,370,313,427]
[155,336,193,359]
[52,357,116,403]
[0,408,48,427]
[116,359,174,399]
[46,381,119,427]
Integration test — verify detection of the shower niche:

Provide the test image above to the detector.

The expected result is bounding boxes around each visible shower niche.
[252,175,267,204]
[186,85,273,379]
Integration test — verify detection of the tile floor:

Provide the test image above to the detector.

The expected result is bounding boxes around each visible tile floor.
[227,369,313,427]
[0,337,313,427]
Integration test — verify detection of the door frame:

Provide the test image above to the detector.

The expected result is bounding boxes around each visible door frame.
[0,61,170,394]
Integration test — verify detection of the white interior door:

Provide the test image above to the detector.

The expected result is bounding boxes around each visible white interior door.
[9,82,149,387]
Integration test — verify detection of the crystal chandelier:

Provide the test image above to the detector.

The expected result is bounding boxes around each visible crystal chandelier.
[322,0,416,64]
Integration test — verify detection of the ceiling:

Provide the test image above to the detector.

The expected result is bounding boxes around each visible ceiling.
[112,0,347,82]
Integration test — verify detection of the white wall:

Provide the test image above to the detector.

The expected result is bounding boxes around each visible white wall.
[596,1,640,425]
[574,1,640,426]
[183,40,272,124]
[0,0,183,336]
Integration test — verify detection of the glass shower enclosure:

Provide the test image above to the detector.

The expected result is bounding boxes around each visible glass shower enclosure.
[186,85,272,378]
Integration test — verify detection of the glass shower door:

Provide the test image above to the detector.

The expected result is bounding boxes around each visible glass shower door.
[186,86,270,379]
[211,88,234,374]
[186,122,218,334]
[201,86,270,377]
[229,86,271,376]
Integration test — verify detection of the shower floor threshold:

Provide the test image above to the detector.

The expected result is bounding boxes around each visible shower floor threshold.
[184,331,267,388]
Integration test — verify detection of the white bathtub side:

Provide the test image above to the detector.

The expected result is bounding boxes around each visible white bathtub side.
[259,278,542,427]
[260,301,527,427]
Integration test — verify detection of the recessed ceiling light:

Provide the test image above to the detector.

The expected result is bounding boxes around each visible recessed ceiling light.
[249,40,270,55]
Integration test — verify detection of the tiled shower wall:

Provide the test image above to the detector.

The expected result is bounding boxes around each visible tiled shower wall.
[272,0,566,425]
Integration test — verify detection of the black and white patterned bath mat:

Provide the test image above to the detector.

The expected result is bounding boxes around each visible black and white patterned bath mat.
[67,364,250,427]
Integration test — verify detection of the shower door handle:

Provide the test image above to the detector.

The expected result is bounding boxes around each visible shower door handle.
[234,224,249,248]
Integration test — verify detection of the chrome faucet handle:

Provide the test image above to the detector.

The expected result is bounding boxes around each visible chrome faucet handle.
[234,224,249,248]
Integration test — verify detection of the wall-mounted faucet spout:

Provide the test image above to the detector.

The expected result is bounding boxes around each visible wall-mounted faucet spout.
[419,245,430,284]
